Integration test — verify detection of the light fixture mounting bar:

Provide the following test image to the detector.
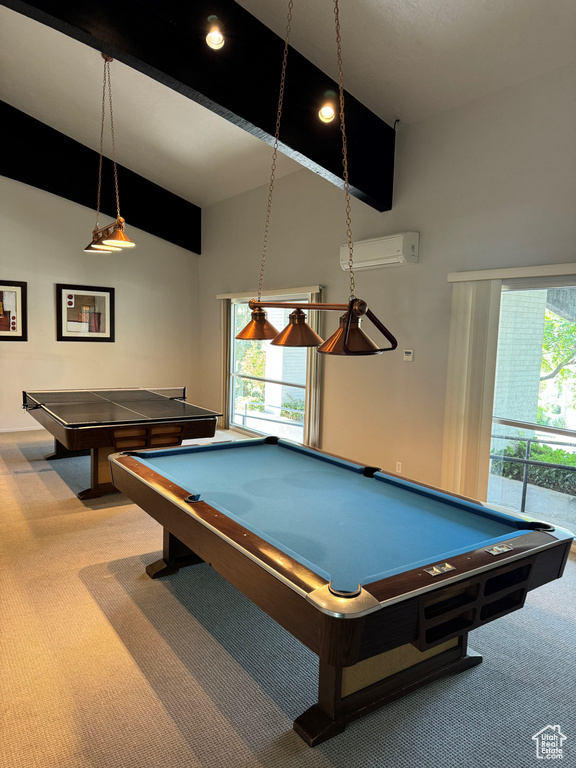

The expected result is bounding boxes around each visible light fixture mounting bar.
[249,299,365,315]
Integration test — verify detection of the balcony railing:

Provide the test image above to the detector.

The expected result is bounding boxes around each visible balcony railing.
[232,402,304,440]
[490,417,576,515]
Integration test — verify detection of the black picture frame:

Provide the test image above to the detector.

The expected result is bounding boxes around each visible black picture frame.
[56,284,115,342]
[0,280,28,341]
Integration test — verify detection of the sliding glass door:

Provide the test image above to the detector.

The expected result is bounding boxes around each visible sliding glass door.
[488,285,576,531]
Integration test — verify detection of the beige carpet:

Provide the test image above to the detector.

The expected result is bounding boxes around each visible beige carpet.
[1,430,575,768]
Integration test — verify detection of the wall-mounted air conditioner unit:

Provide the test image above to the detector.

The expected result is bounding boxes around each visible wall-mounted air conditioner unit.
[340,232,419,270]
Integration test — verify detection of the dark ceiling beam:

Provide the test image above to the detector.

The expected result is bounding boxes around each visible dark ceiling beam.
[0,101,202,254]
[2,0,395,212]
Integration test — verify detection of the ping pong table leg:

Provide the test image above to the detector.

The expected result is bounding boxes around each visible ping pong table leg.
[77,446,117,500]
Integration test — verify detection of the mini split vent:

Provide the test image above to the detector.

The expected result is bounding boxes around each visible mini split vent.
[340,232,420,270]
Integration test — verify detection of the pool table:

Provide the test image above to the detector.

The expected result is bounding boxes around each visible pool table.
[109,437,573,745]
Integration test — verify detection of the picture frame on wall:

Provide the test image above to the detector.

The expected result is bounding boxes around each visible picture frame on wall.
[0,280,28,341]
[56,284,115,342]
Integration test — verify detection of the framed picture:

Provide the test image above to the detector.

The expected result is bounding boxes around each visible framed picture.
[0,280,28,341]
[56,284,115,342]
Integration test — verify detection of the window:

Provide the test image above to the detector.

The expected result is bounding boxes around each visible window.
[442,264,576,509]
[488,283,576,532]
[218,287,322,446]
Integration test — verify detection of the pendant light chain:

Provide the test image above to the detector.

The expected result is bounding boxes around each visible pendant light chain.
[236,0,398,354]
[84,53,135,251]
[257,0,293,301]
[94,55,111,233]
[104,56,122,219]
[334,0,356,300]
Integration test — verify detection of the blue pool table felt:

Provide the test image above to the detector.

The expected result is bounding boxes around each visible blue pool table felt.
[132,439,529,593]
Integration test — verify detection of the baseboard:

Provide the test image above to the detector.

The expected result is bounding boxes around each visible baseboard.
[0,426,47,433]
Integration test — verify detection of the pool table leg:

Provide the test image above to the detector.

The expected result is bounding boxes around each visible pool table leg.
[146,529,204,578]
[294,637,482,746]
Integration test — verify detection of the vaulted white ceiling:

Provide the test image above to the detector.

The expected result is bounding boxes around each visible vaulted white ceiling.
[1,1,574,208]
[242,0,575,127]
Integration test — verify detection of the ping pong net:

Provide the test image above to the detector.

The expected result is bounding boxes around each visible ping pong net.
[23,387,187,407]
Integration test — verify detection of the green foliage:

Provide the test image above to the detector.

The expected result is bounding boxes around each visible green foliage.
[280,395,305,422]
[234,304,267,404]
[491,439,576,495]
[541,309,576,399]
[537,404,567,429]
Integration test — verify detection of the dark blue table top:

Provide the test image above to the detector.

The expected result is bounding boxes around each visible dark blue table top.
[128,438,532,593]
[24,388,221,427]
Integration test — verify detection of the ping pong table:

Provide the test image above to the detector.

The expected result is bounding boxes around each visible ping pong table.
[23,387,221,500]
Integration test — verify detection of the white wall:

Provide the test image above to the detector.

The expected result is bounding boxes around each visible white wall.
[196,63,576,486]
[0,178,200,431]
[2,64,574,484]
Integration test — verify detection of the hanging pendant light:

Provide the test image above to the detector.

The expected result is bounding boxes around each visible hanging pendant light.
[318,312,380,355]
[271,309,324,347]
[235,308,279,340]
[101,217,135,247]
[235,0,398,356]
[84,225,122,252]
[84,54,135,254]
[83,239,121,253]
[235,2,293,342]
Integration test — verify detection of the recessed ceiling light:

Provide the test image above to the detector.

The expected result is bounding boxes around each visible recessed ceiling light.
[318,103,336,123]
[206,16,224,50]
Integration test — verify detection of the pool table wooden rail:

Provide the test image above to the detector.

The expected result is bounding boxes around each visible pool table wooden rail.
[113,454,329,596]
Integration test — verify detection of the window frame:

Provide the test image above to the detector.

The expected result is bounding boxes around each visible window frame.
[218,285,323,446]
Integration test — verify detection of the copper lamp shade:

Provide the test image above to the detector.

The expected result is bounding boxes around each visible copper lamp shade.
[83,230,122,252]
[102,217,135,248]
[83,241,115,253]
[318,313,381,355]
[236,308,279,340]
[271,309,324,347]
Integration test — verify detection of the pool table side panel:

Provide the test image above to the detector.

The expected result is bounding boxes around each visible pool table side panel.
[359,542,572,658]
[355,598,421,662]
[365,530,570,604]
[529,538,573,587]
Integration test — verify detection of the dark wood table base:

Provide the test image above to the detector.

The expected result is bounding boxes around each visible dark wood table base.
[144,526,484,745]
[146,531,204,578]
[294,642,482,746]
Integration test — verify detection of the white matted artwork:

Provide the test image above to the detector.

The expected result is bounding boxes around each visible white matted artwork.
[56,284,115,342]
